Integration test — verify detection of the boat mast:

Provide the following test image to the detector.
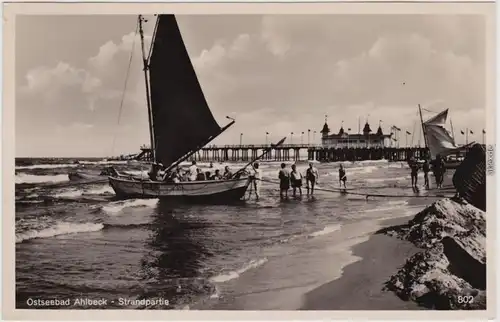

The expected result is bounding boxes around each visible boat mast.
[138,15,156,163]
[418,104,429,149]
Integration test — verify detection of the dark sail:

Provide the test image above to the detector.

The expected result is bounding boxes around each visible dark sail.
[148,15,222,167]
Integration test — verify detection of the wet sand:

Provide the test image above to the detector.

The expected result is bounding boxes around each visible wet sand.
[301,217,423,310]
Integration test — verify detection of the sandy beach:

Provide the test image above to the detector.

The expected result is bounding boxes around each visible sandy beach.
[301,217,423,310]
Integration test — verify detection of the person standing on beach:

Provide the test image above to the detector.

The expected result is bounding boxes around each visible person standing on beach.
[422,159,430,189]
[278,163,290,199]
[338,164,347,189]
[305,163,319,196]
[290,164,303,198]
[437,156,446,189]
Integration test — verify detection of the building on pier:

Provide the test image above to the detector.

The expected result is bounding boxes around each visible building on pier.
[320,119,392,149]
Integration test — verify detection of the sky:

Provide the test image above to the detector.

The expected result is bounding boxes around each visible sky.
[16,14,487,157]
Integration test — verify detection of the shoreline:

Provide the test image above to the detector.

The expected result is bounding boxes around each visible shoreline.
[300,216,423,310]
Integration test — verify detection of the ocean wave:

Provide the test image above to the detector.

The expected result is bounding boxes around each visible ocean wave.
[102,198,159,215]
[16,222,104,243]
[16,163,79,170]
[16,173,69,184]
[308,224,342,238]
[78,160,128,165]
[84,185,114,195]
[364,176,408,183]
[54,189,81,198]
[210,258,268,283]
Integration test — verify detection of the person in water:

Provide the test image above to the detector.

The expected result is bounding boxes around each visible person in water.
[196,168,206,181]
[188,161,198,181]
[436,155,446,189]
[422,158,430,189]
[409,158,419,189]
[250,162,262,200]
[305,163,319,196]
[223,166,233,179]
[338,164,347,189]
[290,164,303,197]
[431,155,445,189]
[278,163,290,199]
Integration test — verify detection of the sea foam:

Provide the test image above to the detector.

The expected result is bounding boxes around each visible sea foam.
[102,198,159,214]
[210,258,268,283]
[16,173,69,184]
[16,222,104,243]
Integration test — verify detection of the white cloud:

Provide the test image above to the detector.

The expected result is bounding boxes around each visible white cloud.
[17,14,487,156]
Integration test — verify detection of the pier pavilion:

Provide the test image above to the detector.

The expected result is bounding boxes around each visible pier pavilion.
[320,120,393,149]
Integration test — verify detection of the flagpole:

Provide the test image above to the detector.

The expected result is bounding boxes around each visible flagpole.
[466,128,468,145]
[482,130,485,145]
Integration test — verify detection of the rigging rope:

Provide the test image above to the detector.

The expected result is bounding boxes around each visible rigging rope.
[422,107,438,114]
[110,22,139,157]
[147,16,160,62]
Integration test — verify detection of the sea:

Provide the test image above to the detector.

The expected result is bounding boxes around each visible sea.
[14,157,450,310]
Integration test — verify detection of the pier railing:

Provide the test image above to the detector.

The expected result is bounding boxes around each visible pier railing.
[136,144,429,163]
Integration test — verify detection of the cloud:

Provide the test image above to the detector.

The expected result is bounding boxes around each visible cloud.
[16,14,487,157]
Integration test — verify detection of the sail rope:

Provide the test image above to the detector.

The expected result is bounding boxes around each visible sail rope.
[110,21,139,157]
[147,16,160,62]
[258,178,454,199]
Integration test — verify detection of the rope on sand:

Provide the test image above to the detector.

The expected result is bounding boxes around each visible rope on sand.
[259,178,454,199]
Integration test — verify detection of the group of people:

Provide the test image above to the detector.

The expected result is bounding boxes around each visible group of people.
[408,155,447,190]
[148,161,234,183]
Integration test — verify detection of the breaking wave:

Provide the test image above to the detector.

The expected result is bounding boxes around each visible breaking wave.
[16,173,69,184]
[16,222,104,243]
[16,163,78,170]
[210,258,268,283]
[308,224,342,237]
[102,198,159,214]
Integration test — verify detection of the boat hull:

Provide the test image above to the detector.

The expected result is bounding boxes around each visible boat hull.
[108,176,251,202]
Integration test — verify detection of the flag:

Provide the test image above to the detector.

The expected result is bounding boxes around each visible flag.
[347,128,351,131]
[483,129,486,134]
[460,130,465,135]
[406,131,411,135]
[470,130,474,134]
[266,132,269,134]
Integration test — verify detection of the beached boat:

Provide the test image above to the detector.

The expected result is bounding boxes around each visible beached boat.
[108,15,284,201]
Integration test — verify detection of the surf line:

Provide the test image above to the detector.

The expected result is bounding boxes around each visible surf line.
[259,178,454,199]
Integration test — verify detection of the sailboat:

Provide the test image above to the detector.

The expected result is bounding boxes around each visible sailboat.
[108,14,282,201]
[419,105,471,168]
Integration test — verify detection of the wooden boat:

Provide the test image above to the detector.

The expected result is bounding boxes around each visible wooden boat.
[452,144,486,211]
[108,15,285,201]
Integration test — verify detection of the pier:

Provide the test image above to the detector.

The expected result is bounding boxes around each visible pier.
[136,144,430,163]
